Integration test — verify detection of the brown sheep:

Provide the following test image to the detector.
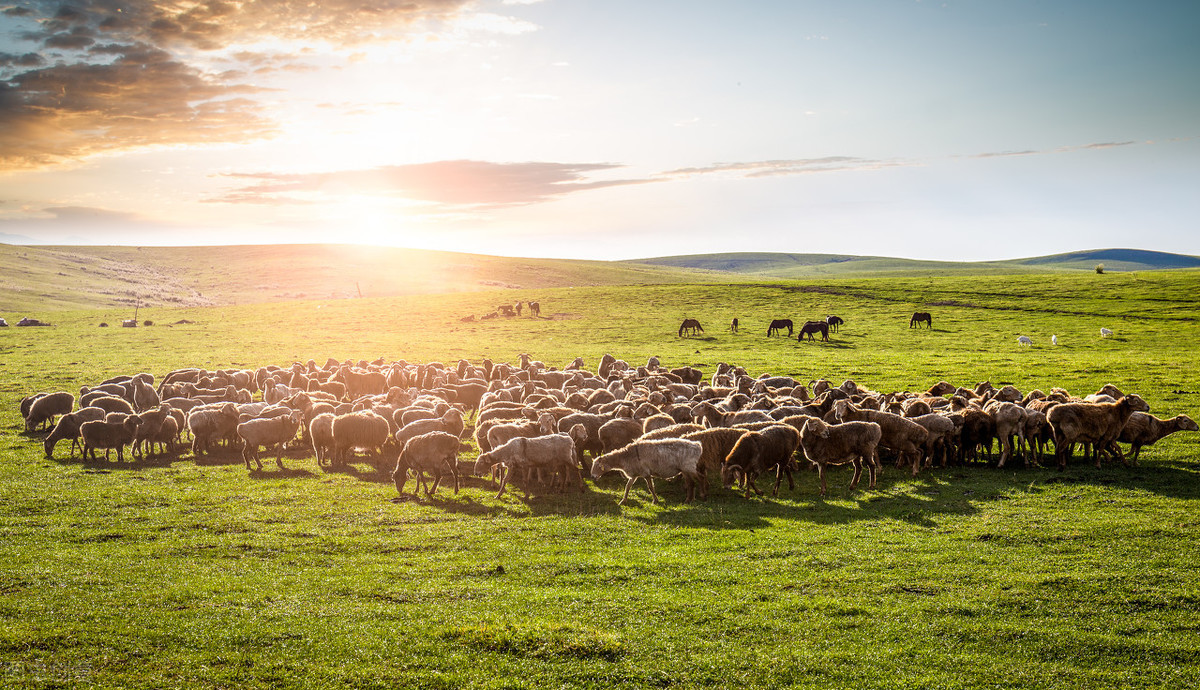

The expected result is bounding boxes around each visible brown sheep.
[80,416,142,462]
[1114,412,1199,463]
[331,410,391,467]
[24,392,74,432]
[720,424,801,499]
[591,438,703,505]
[798,418,882,496]
[641,423,704,441]
[1047,395,1151,470]
[599,417,643,454]
[187,403,240,456]
[393,431,461,497]
[43,407,106,458]
[833,400,929,476]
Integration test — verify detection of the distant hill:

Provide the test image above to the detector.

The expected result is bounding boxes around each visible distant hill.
[0,244,717,312]
[626,248,1200,278]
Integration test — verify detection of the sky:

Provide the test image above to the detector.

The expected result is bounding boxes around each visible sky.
[0,0,1197,261]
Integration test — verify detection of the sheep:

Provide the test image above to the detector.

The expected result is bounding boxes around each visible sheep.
[694,401,773,428]
[833,400,929,476]
[1052,335,1058,346]
[394,409,466,449]
[473,433,581,499]
[86,395,135,416]
[1047,395,1151,470]
[599,417,643,454]
[392,431,461,497]
[1017,335,1032,347]
[24,392,74,432]
[557,412,608,461]
[132,404,173,458]
[80,416,142,462]
[238,411,304,471]
[590,438,703,505]
[1100,327,1113,338]
[720,424,801,499]
[798,418,882,496]
[43,407,106,458]
[187,403,240,456]
[983,401,1028,468]
[1114,412,1199,463]
[309,413,336,464]
[148,415,179,456]
[484,413,556,453]
[331,410,391,467]
[641,423,704,440]
[907,413,958,468]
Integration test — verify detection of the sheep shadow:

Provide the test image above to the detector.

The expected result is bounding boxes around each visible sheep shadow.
[247,466,317,480]
[319,460,393,484]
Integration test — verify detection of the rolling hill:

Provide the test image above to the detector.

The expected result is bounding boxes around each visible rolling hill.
[0,243,721,312]
[625,248,1200,278]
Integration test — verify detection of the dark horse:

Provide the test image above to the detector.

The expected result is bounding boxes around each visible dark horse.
[766,319,793,337]
[910,312,932,329]
[729,317,739,333]
[798,320,829,341]
[678,318,704,337]
[826,315,844,333]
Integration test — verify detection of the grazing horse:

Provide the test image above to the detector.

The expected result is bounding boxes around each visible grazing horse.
[729,318,739,333]
[826,315,844,333]
[910,312,932,329]
[529,301,541,318]
[798,321,829,342]
[766,319,793,337]
[515,301,523,316]
[678,319,704,337]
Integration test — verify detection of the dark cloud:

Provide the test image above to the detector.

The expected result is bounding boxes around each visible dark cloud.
[0,1,477,169]
[0,43,275,168]
[212,160,655,207]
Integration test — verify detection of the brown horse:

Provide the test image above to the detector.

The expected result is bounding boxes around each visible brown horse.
[910,312,932,328]
[729,317,739,333]
[678,319,704,337]
[798,321,829,341]
[767,319,793,337]
[826,315,844,333]
[529,301,541,318]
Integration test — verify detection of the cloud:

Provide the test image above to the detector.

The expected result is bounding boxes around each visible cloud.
[973,141,1140,159]
[664,157,895,178]
[211,160,655,207]
[0,1,482,169]
[0,205,174,243]
[0,43,275,169]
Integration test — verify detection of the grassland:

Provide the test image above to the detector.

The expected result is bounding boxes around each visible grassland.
[0,243,723,312]
[2,269,1200,688]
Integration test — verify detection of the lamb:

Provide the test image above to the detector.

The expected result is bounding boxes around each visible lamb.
[331,410,391,467]
[24,391,74,432]
[392,431,461,497]
[798,418,882,496]
[1100,327,1113,338]
[1114,412,1199,463]
[1017,335,1033,347]
[473,433,581,499]
[238,411,304,471]
[187,403,241,456]
[720,424,801,499]
[80,416,142,462]
[833,400,929,476]
[43,407,106,458]
[1047,395,1151,470]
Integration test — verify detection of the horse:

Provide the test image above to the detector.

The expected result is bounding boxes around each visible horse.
[678,319,704,337]
[798,321,829,341]
[529,301,541,318]
[514,301,523,316]
[826,315,844,333]
[910,312,932,329]
[766,319,793,337]
[729,318,739,333]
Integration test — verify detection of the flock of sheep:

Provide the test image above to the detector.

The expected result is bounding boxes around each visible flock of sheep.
[18,353,1198,506]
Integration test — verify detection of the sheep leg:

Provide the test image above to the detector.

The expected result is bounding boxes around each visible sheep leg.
[866,456,878,489]
[645,477,660,504]
[447,460,460,495]
[496,466,514,499]
[849,459,863,490]
[427,475,442,497]
[816,463,828,497]
[618,476,639,505]
[275,443,287,470]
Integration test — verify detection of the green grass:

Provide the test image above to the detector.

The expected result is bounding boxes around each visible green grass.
[2,269,1200,688]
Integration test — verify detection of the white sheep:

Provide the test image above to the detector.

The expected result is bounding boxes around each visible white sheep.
[1017,336,1032,347]
[1052,335,1058,346]
[590,438,703,505]
[1100,327,1113,338]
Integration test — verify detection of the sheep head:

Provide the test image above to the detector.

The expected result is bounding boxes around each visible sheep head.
[1175,415,1199,432]
[720,463,743,489]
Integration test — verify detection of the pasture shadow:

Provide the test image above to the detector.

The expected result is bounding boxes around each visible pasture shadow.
[319,460,393,484]
[1034,459,1200,500]
[247,466,317,480]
